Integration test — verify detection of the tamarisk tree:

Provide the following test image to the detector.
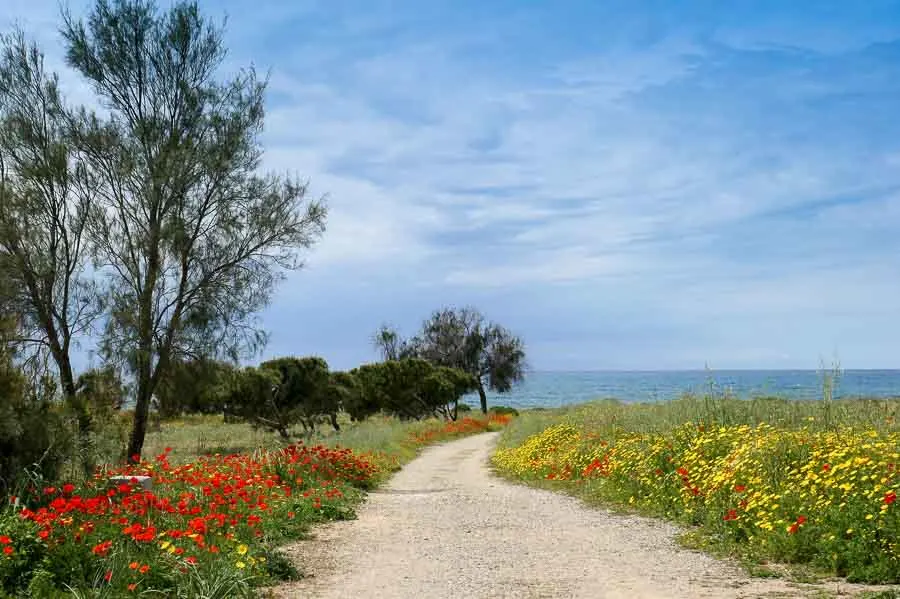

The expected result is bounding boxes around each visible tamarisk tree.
[62,0,327,461]
[374,307,526,413]
[0,30,102,469]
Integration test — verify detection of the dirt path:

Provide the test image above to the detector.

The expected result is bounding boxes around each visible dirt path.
[272,433,877,599]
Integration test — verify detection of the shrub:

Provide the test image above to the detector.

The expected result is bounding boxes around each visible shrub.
[489,405,519,417]
[154,359,233,418]
[350,359,477,421]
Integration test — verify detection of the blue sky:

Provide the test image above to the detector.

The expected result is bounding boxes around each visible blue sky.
[5,0,900,371]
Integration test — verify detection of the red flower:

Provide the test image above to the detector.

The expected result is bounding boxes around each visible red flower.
[3,546,13,556]
[796,515,807,525]
[139,565,150,574]
[92,540,113,556]
[103,571,113,583]
[733,484,746,493]
[822,463,831,472]
[885,492,897,505]
[723,509,738,522]
[128,583,138,591]
[185,556,197,565]
[0,535,10,544]
[129,561,139,570]
[62,483,75,494]
[788,523,800,535]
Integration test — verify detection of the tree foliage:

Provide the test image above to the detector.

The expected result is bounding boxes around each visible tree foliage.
[349,359,477,421]
[374,307,526,413]
[154,358,232,418]
[226,357,340,439]
[59,0,327,461]
[0,28,102,470]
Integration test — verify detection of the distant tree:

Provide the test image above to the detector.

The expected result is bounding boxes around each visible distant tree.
[222,366,283,436]
[351,359,477,421]
[61,0,327,462]
[154,358,233,418]
[226,357,339,440]
[259,356,339,435]
[0,29,103,470]
[374,307,526,413]
[76,365,127,412]
[372,324,416,361]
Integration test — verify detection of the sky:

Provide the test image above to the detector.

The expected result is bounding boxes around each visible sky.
[4,0,900,371]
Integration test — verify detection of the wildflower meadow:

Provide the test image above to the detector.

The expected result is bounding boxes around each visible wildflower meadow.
[493,396,900,583]
[0,414,509,597]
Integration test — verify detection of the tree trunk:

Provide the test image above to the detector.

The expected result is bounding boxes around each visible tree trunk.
[477,381,488,414]
[52,345,94,473]
[127,383,151,464]
[329,412,341,431]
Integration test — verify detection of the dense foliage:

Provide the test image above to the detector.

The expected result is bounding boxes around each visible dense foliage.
[349,359,478,421]
[374,307,526,413]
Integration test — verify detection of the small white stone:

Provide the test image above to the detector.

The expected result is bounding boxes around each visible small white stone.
[108,475,153,491]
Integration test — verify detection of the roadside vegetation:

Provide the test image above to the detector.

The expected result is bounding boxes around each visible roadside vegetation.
[493,393,900,585]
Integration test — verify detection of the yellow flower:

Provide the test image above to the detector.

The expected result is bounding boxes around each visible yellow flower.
[235,561,246,569]
[236,544,249,556]
[160,541,171,550]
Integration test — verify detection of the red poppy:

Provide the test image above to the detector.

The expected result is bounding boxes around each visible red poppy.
[103,571,113,583]
[0,535,10,544]
[733,484,746,493]
[885,492,897,505]
[2,546,13,556]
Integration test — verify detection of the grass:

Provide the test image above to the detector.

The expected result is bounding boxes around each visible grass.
[493,393,900,586]
[0,413,508,597]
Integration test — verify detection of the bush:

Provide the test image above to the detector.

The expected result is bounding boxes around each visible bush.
[489,405,519,417]
[350,359,477,421]
[0,343,71,499]
[154,359,233,418]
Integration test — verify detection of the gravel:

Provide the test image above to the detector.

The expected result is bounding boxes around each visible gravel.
[272,432,875,599]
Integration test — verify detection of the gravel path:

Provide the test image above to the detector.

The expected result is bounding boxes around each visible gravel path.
[272,433,875,599]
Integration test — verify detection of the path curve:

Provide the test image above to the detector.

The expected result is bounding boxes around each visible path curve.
[272,433,868,599]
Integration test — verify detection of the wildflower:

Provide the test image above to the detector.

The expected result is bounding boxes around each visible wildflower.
[129,561,140,570]
[62,483,75,494]
[0,535,10,544]
[885,491,897,505]
[733,484,746,493]
[236,543,248,555]
[3,546,13,556]
[128,583,138,592]
[139,565,150,574]
[235,561,246,569]
[103,571,113,583]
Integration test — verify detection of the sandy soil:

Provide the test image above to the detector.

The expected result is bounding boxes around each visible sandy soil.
[271,432,884,599]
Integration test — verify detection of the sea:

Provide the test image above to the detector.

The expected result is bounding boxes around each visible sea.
[463,370,900,410]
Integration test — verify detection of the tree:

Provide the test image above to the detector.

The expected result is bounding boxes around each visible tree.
[376,307,526,413]
[259,356,339,436]
[350,359,477,421]
[226,357,338,439]
[0,29,102,469]
[372,324,416,361]
[61,0,327,461]
[154,357,233,418]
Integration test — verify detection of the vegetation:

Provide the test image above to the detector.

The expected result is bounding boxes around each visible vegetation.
[493,395,900,583]
[374,306,526,413]
[349,358,478,421]
[0,412,510,597]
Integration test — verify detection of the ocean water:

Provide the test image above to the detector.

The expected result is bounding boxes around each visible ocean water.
[465,370,900,409]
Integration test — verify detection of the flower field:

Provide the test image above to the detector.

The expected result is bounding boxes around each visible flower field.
[0,414,509,597]
[493,400,900,583]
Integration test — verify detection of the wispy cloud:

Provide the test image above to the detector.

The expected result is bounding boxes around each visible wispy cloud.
[7,0,900,370]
